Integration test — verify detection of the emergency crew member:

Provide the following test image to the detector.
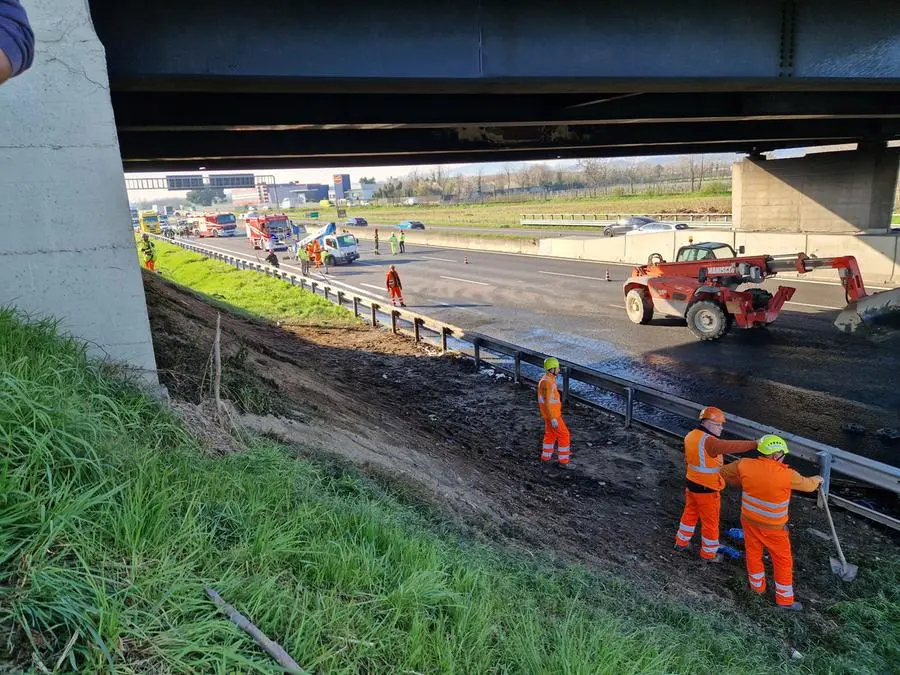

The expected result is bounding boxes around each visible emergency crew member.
[265,250,279,268]
[721,435,823,611]
[373,228,381,255]
[140,234,156,272]
[386,265,406,307]
[537,357,570,466]
[311,240,322,268]
[389,231,399,255]
[398,231,406,253]
[673,407,757,562]
[297,243,310,276]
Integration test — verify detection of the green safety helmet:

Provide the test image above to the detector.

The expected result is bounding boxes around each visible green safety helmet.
[543,357,560,371]
[758,434,789,456]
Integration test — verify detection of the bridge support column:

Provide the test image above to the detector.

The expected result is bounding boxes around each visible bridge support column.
[0,0,158,380]
[732,147,899,233]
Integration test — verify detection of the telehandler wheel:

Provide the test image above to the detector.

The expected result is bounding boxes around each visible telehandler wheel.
[686,301,729,340]
[625,288,654,324]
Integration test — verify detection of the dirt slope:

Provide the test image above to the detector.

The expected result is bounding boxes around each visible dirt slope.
[144,272,895,621]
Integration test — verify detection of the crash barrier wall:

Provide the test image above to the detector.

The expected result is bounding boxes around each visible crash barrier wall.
[521,213,733,226]
[153,234,900,531]
[342,226,900,285]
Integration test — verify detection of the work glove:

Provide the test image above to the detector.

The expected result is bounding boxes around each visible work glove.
[813,475,825,488]
[550,418,559,429]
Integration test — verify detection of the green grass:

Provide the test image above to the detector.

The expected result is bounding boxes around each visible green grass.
[1,310,898,672]
[892,213,899,225]
[145,237,354,326]
[275,191,732,229]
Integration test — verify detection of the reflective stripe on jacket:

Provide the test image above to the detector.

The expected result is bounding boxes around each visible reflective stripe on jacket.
[721,457,820,529]
[684,429,724,491]
[537,373,562,421]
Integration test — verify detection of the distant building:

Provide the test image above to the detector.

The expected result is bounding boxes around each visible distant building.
[329,181,379,202]
[332,174,351,201]
[267,182,329,208]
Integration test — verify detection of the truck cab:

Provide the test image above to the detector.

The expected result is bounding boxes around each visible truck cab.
[675,242,739,262]
[321,232,360,265]
[138,210,161,234]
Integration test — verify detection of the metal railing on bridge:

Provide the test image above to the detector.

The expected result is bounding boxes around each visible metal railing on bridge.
[520,213,734,227]
[151,234,900,531]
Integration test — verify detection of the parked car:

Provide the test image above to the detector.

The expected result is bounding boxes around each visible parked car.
[625,221,690,236]
[397,220,426,230]
[345,217,368,227]
[602,215,656,237]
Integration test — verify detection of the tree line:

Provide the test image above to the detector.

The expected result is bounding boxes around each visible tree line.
[373,155,732,201]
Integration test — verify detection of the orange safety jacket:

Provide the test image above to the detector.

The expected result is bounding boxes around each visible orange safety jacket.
[721,457,820,529]
[683,429,756,492]
[537,373,562,421]
[386,270,402,290]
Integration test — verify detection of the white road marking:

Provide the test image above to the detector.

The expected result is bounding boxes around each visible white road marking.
[539,270,609,282]
[785,301,841,311]
[609,304,625,309]
[360,282,385,292]
[420,256,457,263]
[439,275,490,286]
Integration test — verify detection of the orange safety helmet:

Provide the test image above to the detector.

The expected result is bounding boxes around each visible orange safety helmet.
[698,406,726,425]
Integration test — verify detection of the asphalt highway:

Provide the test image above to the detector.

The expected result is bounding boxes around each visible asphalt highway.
[186,234,900,464]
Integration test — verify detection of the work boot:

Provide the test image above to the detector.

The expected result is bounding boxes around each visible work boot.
[704,552,725,564]
[673,543,690,553]
[777,601,804,612]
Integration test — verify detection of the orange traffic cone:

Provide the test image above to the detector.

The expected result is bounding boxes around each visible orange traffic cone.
[605,269,611,282]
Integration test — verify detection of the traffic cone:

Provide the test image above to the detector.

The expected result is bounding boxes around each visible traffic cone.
[464,256,469,264]
[605,269,611,282]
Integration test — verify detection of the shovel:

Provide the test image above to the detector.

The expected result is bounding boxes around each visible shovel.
[818,488,858,582]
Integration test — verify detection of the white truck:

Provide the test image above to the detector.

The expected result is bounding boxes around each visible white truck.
[297,222,360,265]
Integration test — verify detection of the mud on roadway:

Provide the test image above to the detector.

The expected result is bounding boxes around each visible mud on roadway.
[144,272,897,635]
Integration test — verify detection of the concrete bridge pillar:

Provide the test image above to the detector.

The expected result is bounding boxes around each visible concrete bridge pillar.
[732,147,899,233]
[0,0,157,379]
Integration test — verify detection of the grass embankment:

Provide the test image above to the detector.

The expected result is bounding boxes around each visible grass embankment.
[280,191,732,229]
[3,310,898,673]
[148,237,353,326]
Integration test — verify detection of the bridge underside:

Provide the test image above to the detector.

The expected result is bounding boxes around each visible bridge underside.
[88,0,900,171]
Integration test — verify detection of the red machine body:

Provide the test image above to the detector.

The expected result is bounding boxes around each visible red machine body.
[623,242,870,340]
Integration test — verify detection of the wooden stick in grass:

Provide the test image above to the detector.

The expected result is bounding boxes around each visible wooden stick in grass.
[205,588,305,674]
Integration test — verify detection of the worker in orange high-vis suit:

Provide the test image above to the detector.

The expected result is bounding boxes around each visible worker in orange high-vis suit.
[721,434,823,611]
[386,265,406,307]
[537,357,571,466]
[673,406,757,562]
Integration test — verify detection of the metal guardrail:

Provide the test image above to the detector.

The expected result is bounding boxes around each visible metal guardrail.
[521,213,734,227]
[152,235,900,530]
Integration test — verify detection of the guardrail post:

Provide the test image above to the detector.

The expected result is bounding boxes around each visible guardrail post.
[337,291,345,306]
[353,297,360,317]
[562,366,570,404]
[371,303,378,327]
[289,275,296,286]
[391,310,399,334]
[514,352,521,384]
[818,450,833,496]
[441,326,449,353]
[323,286,330,302]
[473,339,481,369]
[625,387,635,428]
[414,318,422,342]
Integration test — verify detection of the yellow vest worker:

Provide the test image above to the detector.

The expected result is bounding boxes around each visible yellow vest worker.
[537,357,570,466]
[721,435,822,611]
[673,406,756,561]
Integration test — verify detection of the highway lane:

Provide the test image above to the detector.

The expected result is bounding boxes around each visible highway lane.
[186,235,900,464]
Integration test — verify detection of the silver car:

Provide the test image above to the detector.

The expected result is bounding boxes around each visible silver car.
[602,216,656,237]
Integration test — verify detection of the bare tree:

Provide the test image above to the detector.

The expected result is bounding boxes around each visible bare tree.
[503,164,513,192]
[578,158,608,197]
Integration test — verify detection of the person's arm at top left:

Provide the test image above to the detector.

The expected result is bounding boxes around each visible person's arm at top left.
[0,0,35,84]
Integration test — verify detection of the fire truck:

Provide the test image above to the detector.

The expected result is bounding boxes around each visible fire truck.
[195,213,237,238]
[246,214,292,251]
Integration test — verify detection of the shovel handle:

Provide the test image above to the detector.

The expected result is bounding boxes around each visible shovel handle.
[819,487,848,567]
